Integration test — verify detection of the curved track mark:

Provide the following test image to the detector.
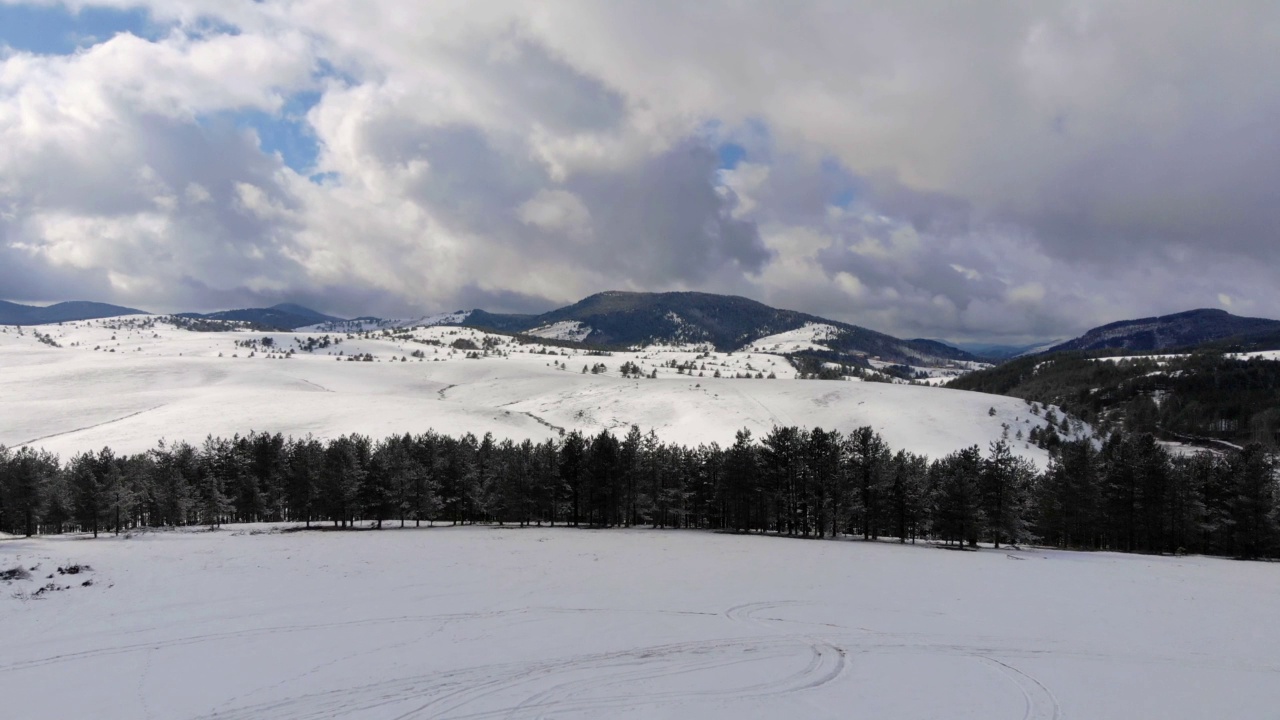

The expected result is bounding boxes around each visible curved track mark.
[976,656,1063,720]
[16,405,165,448]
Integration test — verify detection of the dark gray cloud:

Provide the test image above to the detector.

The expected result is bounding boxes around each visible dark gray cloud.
[565,141,770,285]
[482,34,628,135]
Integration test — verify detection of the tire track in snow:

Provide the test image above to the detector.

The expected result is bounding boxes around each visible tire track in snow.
[180,624,1246,720]
[290,377,333,393]
[187,636,848,720]
[509,639,847,720]
[976,656,1063,720]
[0,606,717,673]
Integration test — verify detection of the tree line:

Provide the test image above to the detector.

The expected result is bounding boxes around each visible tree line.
[0,426,1275,558]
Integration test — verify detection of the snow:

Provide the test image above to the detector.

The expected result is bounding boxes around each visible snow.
[1,526,1278,719]
[0,317,1061,466]
[298,310,472,333]
[741,322,842,353]
[526,320,592,342]
[1096,350,1280,364]
[867,358,992,385]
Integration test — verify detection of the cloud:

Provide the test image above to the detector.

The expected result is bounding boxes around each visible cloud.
[1,0,1279,341]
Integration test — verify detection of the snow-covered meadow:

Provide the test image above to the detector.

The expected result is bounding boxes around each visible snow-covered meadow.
[0,316,1067,463]
[2,525,1278,719]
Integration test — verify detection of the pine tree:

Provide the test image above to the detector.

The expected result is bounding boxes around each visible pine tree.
[2,447,55,536]
[981,440,1032,548]
[721,429,759,533]
[887,450,929,544]
[762,426,806,535]
[197,437,235,529]
[320,435,368,528]
[847,427,888,540]
[287,436,324,527]
[69,449,116,537]
[1226,443,1277,559]
[620,426,643,527]
[933,445,984,547]
[1036,440,1101,549]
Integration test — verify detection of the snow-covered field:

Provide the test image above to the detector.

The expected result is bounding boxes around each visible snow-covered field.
[2,526,1277,719]
[0,317,1063,462]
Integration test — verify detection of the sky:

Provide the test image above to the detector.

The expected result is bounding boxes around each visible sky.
[1,1,1278,343]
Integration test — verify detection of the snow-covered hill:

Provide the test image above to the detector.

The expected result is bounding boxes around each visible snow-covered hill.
[0,317,1074,463]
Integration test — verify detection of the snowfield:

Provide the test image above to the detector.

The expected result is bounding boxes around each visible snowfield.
[526,320,592,342]
[1095,350,1280,364]
[2,526,1278,719]
[741,322,842,353]
[0,317,1064,462]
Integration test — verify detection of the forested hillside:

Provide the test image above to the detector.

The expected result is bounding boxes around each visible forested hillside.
[949,353,1280,447]
[1047,309,1280,353]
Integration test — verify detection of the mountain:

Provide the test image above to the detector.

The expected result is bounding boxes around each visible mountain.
[455,291,977,365]
[932,340,1064,361]
[0,300,147,325]
[178,303,344,331]
[1047,308,1280,354]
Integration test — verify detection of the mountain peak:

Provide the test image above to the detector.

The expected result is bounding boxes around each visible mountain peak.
[1049,308,1280,353]
[0,300,147,325]
[268,303,339,322]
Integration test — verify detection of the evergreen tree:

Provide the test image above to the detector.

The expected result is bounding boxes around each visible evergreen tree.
[287,436,324,526]
[1037,440,1101,549]
[68,449,112,537]
[848,427,888,540]
[2,447,55,536]
[559,431,587,526]
[980,440,1032,548]
[721,429,759,533]
[197,437,235,529]
[762,426,805,535]
[887,450,930,543]
[933,446,984,546]
[1226,443,1277,559]
[320,435,368,527]
[620,426,643,527]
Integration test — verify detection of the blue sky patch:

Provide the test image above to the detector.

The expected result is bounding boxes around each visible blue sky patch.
[717,142,747,170]
[233,91,323,174]
[821,156,859,208]
[0,3,158,54]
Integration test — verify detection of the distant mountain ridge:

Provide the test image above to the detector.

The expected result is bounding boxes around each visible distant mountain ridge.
[177,304,345,330]
[932,340,1064,361]
[0,300,146,325]
[449,291,976,365]
[1,292,979,365]
[1047,308,1280,354]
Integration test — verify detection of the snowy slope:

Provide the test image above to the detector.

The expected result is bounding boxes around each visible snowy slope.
[1096,350,1280,363]
[298,310,473,333]
[1,526,1278,719]
[0,317,1067,464]
[526,320,592,342]
[741,322,842,353]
